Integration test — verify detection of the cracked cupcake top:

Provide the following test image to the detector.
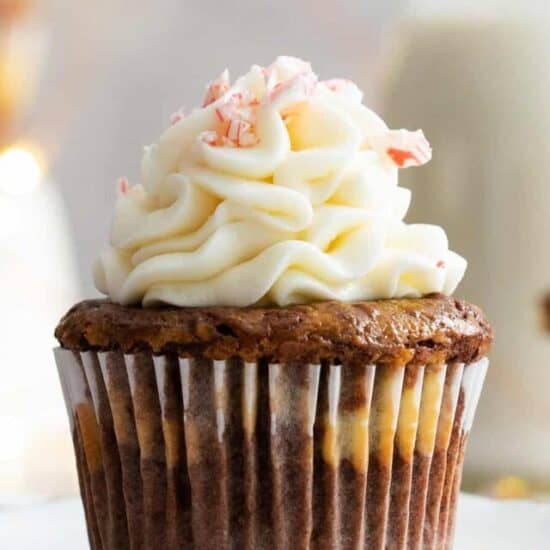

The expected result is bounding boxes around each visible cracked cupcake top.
[55,295,492,366]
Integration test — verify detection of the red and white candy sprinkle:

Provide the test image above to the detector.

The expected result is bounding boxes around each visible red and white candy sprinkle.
[117,176,130,196]
[201,83,262,148]
[324,78,352,92]
[263,56,312,85]
[268,71,317,104]
[202,69,230,107]
[169,108,185,125]
[199,130,219,146]
[199,58,318,149]
[369,129,432,168]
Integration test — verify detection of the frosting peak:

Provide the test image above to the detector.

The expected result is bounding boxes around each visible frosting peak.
[94,56,466,307]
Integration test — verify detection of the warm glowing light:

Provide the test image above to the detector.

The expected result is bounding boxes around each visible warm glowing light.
[0,146,43,195]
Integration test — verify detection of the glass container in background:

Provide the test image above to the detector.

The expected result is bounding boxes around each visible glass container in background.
[0,0,80,497]
[382,15,550,492]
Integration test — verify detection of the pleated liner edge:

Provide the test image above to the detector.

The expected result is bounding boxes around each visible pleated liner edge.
[54,349,488,550]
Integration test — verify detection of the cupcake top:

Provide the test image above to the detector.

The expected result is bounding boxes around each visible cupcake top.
[94,56,466,308]
[55,295,492,366]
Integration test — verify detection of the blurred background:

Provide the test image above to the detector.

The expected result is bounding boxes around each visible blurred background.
[1,0,550,501]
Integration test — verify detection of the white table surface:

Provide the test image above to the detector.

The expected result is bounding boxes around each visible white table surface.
[1,493,549,549]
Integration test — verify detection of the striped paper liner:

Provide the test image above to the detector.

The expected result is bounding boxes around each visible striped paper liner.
[55,349,487,550]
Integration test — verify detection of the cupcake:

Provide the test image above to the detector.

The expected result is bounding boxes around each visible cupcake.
[55,56,493,550]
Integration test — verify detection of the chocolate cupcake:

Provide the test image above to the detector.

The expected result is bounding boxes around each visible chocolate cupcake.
[55,56,493,549]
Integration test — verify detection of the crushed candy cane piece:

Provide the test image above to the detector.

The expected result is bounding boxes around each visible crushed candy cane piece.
[267,71,318,111]
[322,78,363,102]
[436,260,446,269]
[264,56,314,94]
[226,119,243,141]
[324,78,353,92]
[169,108,185,125]
[200,119,258,148]
[202,69,230,107]
[264,56,312,78]
[369,129,432,168]
[199,130,219,146]
[227,119,249,140]
[214,106,228,123]
[214,92,256,123]
[117,176,130,196]
[228,89,258,113]
[239,132,258,147]
[202,86,261,148]
[198,58,318,148]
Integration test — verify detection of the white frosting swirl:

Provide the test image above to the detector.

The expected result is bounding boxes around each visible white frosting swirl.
[94,56,466,307]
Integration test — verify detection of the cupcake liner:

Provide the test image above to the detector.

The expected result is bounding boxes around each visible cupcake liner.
[55,349,488,550]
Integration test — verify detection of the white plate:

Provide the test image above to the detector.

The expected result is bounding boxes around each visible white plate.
[1,493,549,549]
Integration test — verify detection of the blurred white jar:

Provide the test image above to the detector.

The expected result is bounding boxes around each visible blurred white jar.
[382,16,550,487]
[0,154,80,497]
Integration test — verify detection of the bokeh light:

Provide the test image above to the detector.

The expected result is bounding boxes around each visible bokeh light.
[0,146,43,195]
